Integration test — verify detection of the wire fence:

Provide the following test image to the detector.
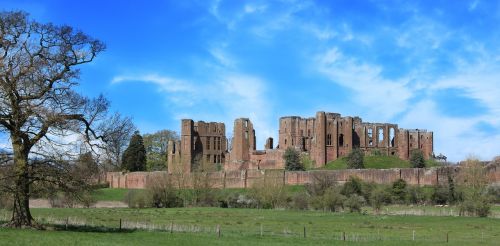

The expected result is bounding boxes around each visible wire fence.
[0,213,495,244]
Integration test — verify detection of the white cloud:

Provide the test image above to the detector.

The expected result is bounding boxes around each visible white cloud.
[400,100,499,162]
[315,47,413,120]
[110,73,275,150]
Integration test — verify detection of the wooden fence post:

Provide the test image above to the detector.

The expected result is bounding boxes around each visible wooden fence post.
[217,224,221,238]
[303,226,306,238]
[119,218,122,230]
[343,231,346,241]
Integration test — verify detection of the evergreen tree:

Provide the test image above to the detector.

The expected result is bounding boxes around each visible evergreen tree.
[346,148,364,169]
[122,131,147,171]
[283,147,304,171]
[410,149,426,168]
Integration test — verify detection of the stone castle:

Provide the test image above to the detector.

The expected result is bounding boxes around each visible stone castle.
[167,111,433,173]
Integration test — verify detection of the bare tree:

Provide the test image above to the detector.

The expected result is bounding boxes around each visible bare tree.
[100,113,136,171]
[0,11,117,227]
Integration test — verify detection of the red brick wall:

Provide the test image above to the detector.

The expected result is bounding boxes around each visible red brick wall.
[107,166,500,189]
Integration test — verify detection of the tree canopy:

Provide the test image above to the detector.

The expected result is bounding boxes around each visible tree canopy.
[410,149,426,168]
[283,147,304,171]
[0,11,127,227]
[143,129,178,171]
[122,131,147,171]
[346,148,364,169]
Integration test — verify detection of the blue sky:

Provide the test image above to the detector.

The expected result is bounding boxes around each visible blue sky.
[2,0,500,162]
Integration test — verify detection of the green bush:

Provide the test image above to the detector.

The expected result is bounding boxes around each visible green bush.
[146,175,182,208]
[391,179,407,204]
[305,172,337,196]
[430,185,449,205]
[341,176,363,197]
[290,192,309,210]
[344,194,365,213]
[486,184,500,203]
[458,194,491,217]
[283,147,305,171]
[323,187,346,212]
[124,190,150,208]
[410,149,426,168]
[370,187,391,213]
[346,148,364,169]
[406,186,427,205]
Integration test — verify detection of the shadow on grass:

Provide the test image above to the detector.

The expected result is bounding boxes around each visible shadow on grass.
[51,224,137,233]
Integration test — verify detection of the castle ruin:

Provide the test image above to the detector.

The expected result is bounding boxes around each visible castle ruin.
[167,111,433,173]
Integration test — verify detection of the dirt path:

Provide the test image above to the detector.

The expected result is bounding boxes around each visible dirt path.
[29,199,127,208]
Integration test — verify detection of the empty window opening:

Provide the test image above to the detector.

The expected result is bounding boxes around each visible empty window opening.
[378,128,384,144]
[302,138,306,151]
[327,134,332,145]
[339,134,344,146]
[217,137,221,150]
[292,139,294,145]
[391,151,395,156]
[245,131,248,139]
[368,128,373,146]
[389,128,395,147]
[410,135,413,140]
[308,129,311,137]
[207,137,210,150]
[213,155,217,163]
[245,120,248,128]
[285,139,287,145]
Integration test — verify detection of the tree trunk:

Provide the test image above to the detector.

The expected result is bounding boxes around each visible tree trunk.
[8,140,33,228]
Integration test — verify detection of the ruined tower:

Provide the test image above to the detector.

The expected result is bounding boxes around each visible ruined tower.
[167,119,226,173]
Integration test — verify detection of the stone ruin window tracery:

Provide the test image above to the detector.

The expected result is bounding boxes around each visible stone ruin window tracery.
[207,137,210,150]
[327,134,332,145]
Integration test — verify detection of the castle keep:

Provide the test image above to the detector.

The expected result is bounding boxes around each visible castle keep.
[167,111,433,173]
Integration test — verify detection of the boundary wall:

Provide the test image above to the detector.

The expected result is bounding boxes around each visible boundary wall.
[107,166,500,189]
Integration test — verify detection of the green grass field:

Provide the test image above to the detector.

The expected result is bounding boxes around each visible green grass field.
[1,207,499,245]
[323,155,441,170]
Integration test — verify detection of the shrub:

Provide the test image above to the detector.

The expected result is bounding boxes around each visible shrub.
[323,187,346,212]
[249,178,288,209]
[306,172,337,196]
[344,194,365,213]
[391,179,407,204]
[486,184,500,203]
[283,147,304,171]
[341,176,363,197]
[290,192,309,210]
[124,190,150,208]
[346,148,364,169]
[430,185,449,205]
[406,186,427,205]
[410,150,426,168]
[370,187,391,213]
[458,193,491,217]
[146,175,182,208]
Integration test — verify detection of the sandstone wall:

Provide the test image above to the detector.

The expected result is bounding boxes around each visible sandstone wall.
[106,166,500,189]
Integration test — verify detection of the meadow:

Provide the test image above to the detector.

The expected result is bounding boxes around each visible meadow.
[1,207,499,245]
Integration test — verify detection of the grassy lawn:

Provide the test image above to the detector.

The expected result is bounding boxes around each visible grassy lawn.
[91,188,131,202]
[322,155,441,170]
[1,207,499,245]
